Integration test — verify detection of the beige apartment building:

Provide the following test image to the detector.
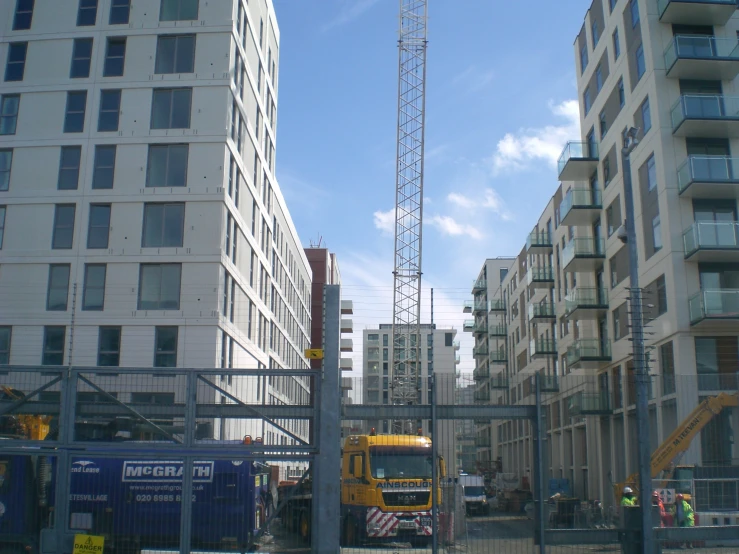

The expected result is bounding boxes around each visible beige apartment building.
[467,0,739,505]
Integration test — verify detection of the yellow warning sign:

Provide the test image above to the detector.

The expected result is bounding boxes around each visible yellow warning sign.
[304,348,324,359]
[73,534,104,554]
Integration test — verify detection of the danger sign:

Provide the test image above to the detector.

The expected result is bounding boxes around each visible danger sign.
[73,534,104,554]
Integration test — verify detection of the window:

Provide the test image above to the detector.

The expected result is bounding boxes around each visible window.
[609,0,617,12]
[596,65,603,92]
[109,0,130,24]
[584,87,592,114]
[160,0,198,22]
[64,91,87,133]
[103,38,126,77]
[592,21,599,47]
[0,149,13,191]
[138,264,182,310]
[70,38,93,78]
[87,204,111,248]
[647,154,656,191]
[42,326,65,365]
[0,327,10,364]
[83,264,106,310]
[5,43,27,82]
[92,145,116,189]
[155,35,196,74]
[154,326,178,367]
[98,89,121,131]
[606,196,621,237]
[98,326,121,366]
[52,204,76,249]
[603,157,611,186]
[46,264,70,311]
[0,206,4,249]
[656,275,667,315]
[636,44,645,80]
[641,97,651,133]
[57,146,81,190]
[652,215,662,251]
[13,0,34,30]
[630,0,639,27]
[613,28,621,59]
[77,0,98,26]
[146,144,188,187]
[151,88,192,129]
[618,78,625,107]
[580,43,588,74]
[599,110,607,138]
[142,203,184,247]
[0,95,20,135]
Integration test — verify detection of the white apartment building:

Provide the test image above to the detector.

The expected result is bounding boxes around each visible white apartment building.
[0,0,312,453]
[362,324,461,472]
[468,0,739,506]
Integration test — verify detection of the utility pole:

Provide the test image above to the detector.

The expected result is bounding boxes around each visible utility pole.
[621,126,655,554]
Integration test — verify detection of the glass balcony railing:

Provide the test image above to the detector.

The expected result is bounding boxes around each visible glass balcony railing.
[670,94,739,132]
[490,374,509,389]
[565,287,609,314]
[530,338,557,356]
[527,266,554,284]
[689,288,739,323]
[557,141,599,177]
[453,340,460,350]
[472,321,488,334]
[473,366,490,380]
[566,339,611,366]
[472,278,487,292]
[463,319,475,332]
[677,155,739,194]
[473,299,488,312]
[473,344,489,357]
[568,391,612,415]
[540,374,560,392]
[489,299,506,312]
[683,221,739,257]
[489,348,507,363]
[474,389,490,402]
[489,323,507,336]
[665,35,739,71]
[528,302,556,319]
[526,230,552,249]
[560,188,602,222]
[562,238,606,268]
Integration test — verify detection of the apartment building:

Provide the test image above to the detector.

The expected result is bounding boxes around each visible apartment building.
[468,0,739,504]
[0,0,313,453]
[362,324,460,472]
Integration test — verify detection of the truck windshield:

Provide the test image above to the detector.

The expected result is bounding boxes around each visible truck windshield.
[369,446,432,479]
[464,486,485,496]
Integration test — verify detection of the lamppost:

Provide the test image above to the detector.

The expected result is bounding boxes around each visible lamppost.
[620,126,655,554]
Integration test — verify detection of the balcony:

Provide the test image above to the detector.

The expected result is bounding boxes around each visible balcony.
[463,300,472,314]
[557,141,599,181]
[463,319,475,332]
[568,391,612,416]
[562,238,606,272]
[453,340,460,351]
[473,366,489,380]
[341,318,353,333]
[472,321,488,335]
[658,0,736,26]
[540,374,560,392]
[688,288,739,325]
[527,266,555,288]
[489,348,507,364]
[664,35,739,80]
[489,299,506,312]
[566,339,611,369]
[560,188,603,226]
[340,358,353,370]
[671,95,739,138]
[341,338,354,352]
[528,302,556,320]
[455,354,460,365]
[490,374,509,389]
[473,343,489,359]
[489,323,507,337]
[564,287,609,320]
[677,156,739,198]
[527,230,553,251]
[684,221,739,262]
[472,278,487,292]
[341,299,354,315]
[474,389,490,403]
[530,338,557,358]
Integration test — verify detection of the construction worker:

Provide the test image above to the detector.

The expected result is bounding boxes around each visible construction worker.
[652,491,667,527]
[621,486,637,506]
[675,493,695,549]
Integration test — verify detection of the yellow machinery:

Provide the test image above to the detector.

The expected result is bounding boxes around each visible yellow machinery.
[0,386,52,440]
[615,392,738,504]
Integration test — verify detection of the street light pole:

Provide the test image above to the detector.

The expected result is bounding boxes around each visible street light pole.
[621,126,655,554]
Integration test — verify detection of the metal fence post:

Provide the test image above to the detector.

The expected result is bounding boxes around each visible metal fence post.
[179,371,197,554]
[312,284,341,554]
[52,368,77,553]
[534,373,546,554]
[431,373,438,554]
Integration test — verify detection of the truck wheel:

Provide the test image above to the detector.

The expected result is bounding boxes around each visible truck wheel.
[299,508,311,543]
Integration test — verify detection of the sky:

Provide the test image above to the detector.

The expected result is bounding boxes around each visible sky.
[271,0,592,379]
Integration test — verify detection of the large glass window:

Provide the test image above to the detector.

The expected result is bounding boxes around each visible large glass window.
[155,35,195,74]
[87,204,111,249]
[146,144,188,187]
[58,146,81,190]
[0,95,20,135]
[0,149,11,191]
[138,264,182,310]
[151,88,191,129]
[98,90,121,132]
[154,326,178,367]
[64,91,87,133]
[52,204,76,249]
[98,326,121,366]
[0,327,10,364]
[77,0,98,26]
[92,145,116,189]
[0,206,5,249]
[647,154,657,191]
[636,44,646,80]
[369,446,432,479]
[83,264,106,310]
[70,38,93,78]
[142,203,184,247]
[159,0,198,21]
[630,0,639,28]
[103,37,126,77]
[4,42,27,82]
[46,264,70,311]
[109,0,130,24]
[13,0,34,30]
[613,28,620,59]
[42,326,65,365]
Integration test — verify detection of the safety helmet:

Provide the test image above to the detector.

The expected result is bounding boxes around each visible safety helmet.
[623,486,633,494]
[676,493,684,500]
[652,491,660,498]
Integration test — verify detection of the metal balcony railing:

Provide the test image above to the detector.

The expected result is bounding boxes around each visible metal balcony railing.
[689,288,739,323]
[671,94,739,131]
[665,34,739,72]
[677,155,739,194]
[683,221,739,257]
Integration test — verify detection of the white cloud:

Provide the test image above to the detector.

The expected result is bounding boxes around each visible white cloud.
[373,208,395,235]
[428,215,483,240]
[447,188,512,221]
[321,0,381,32]
[489,99,580,174]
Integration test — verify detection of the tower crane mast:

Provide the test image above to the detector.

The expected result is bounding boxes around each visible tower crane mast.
[390,0,428,434]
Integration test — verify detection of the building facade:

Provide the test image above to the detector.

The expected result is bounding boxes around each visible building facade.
[0,0,313,456]
[468,0,739,505]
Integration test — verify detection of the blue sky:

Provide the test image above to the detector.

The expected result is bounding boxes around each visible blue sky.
[272,0,592,376]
